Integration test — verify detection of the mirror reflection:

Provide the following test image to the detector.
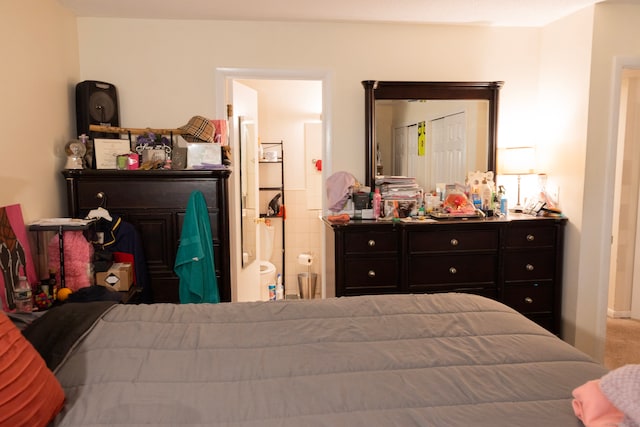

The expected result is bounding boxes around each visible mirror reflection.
[376,99,489,193]
[239,116,257,268]
[363,81,503,190]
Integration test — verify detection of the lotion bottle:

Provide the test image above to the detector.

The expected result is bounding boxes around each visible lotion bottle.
[480,178,493,212]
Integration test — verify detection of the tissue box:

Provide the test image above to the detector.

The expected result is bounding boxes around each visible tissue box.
[186,143,222,169]
[96,262,133,292]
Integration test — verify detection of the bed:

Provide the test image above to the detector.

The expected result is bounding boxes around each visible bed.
[23,293,607,426]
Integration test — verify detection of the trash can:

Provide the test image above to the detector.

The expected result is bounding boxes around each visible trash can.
[297,272,318,299]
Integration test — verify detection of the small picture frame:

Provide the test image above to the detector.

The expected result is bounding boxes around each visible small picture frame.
[94,138,131,169]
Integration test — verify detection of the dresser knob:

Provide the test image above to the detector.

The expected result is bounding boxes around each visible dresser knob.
[524,297,534,304]
[368,270,376,278]
[449,267,457,275]
[526,234,535,242]
[368,239,376,247]
[450,238,459,246]
[526,264,534,271]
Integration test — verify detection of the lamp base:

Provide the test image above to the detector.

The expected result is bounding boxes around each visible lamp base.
[510,205,524,213]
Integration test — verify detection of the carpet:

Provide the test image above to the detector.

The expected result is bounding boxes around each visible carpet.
[604,317,640,370]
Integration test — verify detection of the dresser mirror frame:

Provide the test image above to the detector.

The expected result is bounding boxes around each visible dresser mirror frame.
[363,80,504,189]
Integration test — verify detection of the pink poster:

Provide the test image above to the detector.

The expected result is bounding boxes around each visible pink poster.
[0,204,38,311]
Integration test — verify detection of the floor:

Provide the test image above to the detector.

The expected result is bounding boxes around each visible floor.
[604,317,640,370]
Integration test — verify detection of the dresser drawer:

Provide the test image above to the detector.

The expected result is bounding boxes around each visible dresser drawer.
[75,179,219,210]
[408,253,497,285]
[409,229,499,253]
[503,281,553,314]
[343,257,399,290]
[503,250,556,281]
[505,225,556,248]
[343,230,398,254]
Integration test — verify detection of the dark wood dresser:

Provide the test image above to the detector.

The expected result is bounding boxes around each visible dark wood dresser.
[62,169,231,303]
[325,215,567,335]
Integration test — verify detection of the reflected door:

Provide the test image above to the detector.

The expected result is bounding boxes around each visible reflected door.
[431,112,466,187]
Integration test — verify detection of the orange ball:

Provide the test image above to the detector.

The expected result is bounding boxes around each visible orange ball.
[57,287,73,302]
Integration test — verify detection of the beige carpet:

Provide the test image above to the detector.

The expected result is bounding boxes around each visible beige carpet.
[604,317,640,370]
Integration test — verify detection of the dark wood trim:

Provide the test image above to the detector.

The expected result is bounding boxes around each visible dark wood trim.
[362,80,503,187]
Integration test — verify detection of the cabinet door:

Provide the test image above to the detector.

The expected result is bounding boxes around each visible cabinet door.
[126,212,177,303]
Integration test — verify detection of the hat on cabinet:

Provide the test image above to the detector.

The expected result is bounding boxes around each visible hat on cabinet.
[179,116,216,143]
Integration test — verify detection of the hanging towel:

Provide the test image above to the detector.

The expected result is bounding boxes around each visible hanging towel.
[174,191,219,304]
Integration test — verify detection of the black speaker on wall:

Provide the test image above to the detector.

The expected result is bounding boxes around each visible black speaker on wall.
[75,80,120,139]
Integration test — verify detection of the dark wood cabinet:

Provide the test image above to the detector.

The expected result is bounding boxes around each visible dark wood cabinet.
[325,215,567,335]
[62,169,231,303]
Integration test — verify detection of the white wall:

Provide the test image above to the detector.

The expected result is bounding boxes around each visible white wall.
[0,0,79,221]
[580,2,640,359]
[74,19,541,185]
[538,7,595,351]
[537,1,640,360]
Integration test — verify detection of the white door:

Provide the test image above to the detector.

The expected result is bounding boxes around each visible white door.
[406,124,419,179]
[431,112,466,185]
[393,126,407,176]
[229,80,261,301]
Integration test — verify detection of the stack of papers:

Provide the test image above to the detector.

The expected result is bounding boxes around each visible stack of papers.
[375,176,421,199]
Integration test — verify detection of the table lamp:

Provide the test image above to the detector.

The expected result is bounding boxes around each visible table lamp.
[498,146,536,212]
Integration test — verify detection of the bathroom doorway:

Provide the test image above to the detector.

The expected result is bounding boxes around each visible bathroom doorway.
[608,67,640,319]
[216,68,329,302]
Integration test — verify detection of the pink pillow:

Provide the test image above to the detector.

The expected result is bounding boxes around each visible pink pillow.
[0,311,65,427]
[572,379,624,427]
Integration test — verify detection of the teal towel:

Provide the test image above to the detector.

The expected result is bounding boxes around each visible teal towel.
[174,191,219,303]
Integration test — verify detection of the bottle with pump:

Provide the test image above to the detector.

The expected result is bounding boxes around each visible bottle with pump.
[373,188,382,218]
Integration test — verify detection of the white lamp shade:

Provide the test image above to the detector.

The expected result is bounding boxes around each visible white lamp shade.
[498,146,536,175]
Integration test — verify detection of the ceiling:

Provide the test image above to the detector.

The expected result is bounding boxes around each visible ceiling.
[57,0,609,27]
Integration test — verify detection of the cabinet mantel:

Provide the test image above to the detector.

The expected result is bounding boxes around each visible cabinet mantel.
[324,215,567,335]
[62,169,231,303]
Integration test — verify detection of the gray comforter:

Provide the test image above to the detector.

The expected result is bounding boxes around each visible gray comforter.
[50,293,605,426]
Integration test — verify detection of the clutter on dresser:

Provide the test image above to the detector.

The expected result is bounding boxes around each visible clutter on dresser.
[81,115,230,171]
[375,175,422,220]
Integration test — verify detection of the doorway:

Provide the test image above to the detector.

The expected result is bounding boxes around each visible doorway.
[608,68,640,320]
[216,68,330,302]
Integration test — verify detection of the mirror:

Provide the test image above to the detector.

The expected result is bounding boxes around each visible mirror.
[239,116,257,267]
[363,81,503,190]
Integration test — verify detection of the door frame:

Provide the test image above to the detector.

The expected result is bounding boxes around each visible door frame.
[215,67,333,301]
